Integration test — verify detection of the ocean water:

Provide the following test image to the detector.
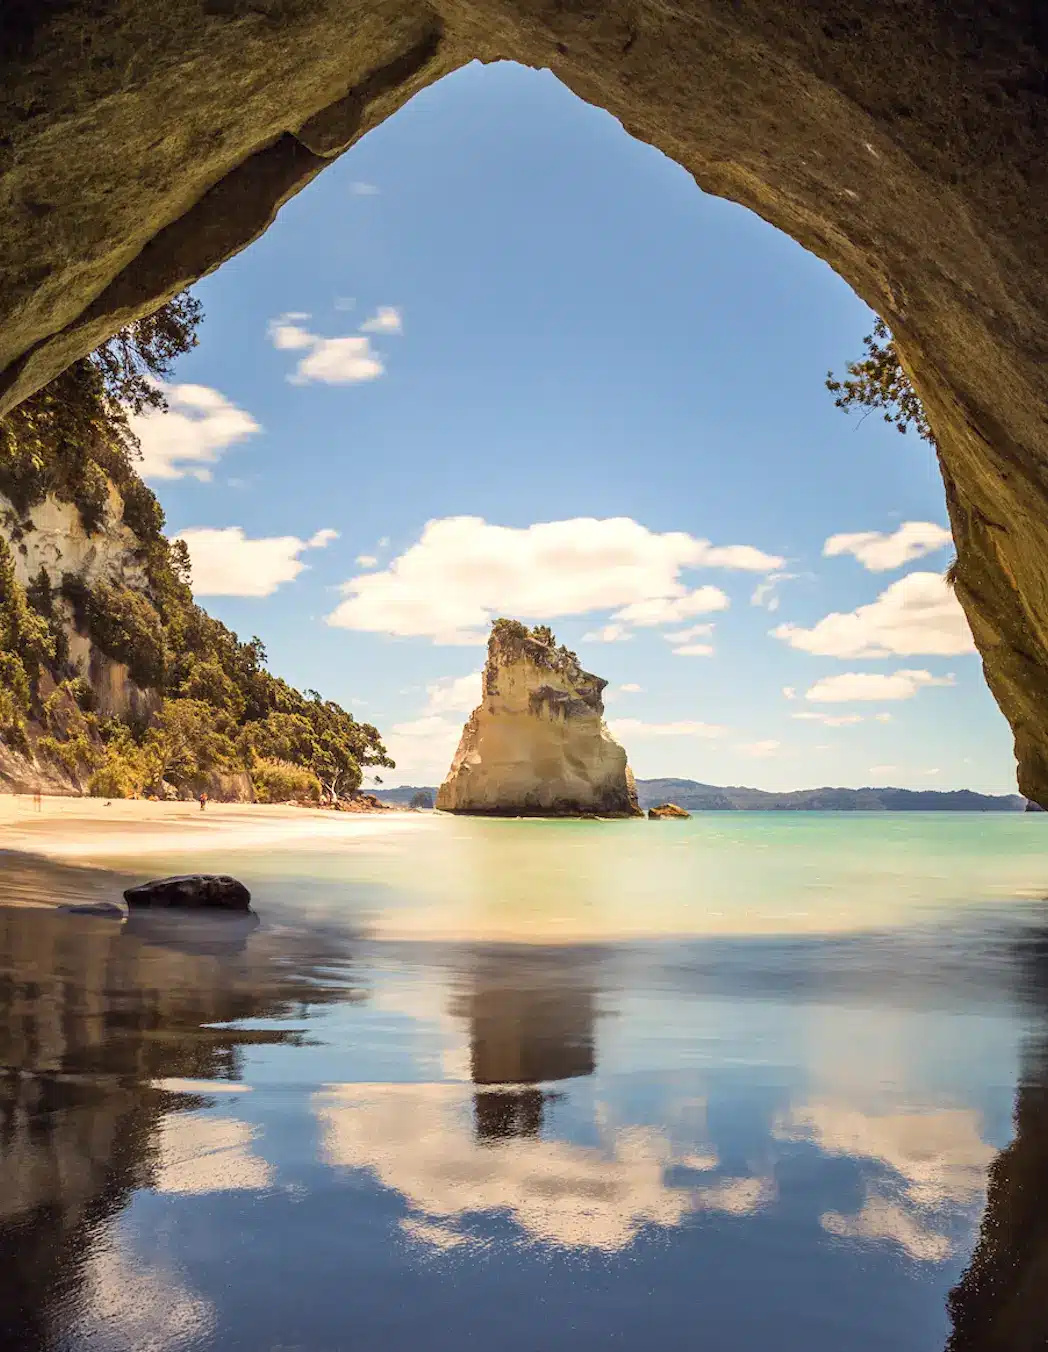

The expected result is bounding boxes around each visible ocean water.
[2,811,1047,1351]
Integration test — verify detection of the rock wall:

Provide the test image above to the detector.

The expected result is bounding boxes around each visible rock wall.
[5,4,1048,798]
[437,625,639,817]
[0,488,160,725]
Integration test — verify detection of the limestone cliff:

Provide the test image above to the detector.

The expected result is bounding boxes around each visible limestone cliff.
[436,622,639,817]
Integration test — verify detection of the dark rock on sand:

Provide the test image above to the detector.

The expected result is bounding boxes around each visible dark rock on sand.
[648,803,691,820]
[60,901,125,917]
[123,874,251,912]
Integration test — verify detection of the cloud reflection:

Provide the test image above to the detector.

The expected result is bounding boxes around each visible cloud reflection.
[776,1101,995,1261]
[314,1082,774,1252]
[154,1113,273,1195]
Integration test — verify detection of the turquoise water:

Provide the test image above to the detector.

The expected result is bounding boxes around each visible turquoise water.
[2,812,1048,1350]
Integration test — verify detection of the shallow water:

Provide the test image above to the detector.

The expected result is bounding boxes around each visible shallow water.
[2,812,1047,1350]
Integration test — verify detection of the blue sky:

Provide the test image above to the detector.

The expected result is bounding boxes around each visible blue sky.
[134,61,1016,793]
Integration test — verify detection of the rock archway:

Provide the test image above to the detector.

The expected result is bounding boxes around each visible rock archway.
[4,2,1048,798]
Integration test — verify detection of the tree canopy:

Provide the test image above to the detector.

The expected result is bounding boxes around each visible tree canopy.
[825,318,936,447]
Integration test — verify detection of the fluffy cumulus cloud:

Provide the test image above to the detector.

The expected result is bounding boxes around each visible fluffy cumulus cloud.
[268,313,387,385]
[772,572,974,658]
[608,719,726,740]
[424,672,482,715]
[804,670,955,703]
[582,623,633,643]
[360,306,403,334]
[824,521,953,571]
[327,516,778,644]
[175,525,338,597]
[130,383,259,481]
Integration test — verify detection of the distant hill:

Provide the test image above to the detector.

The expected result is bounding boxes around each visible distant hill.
[632,779,1027,812]
[372,780,1029,812]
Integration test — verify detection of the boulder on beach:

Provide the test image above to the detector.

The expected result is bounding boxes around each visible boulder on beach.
[648,803,691,820]
[123,874,252,911]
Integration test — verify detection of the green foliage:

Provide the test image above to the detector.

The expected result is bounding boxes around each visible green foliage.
[529,624,556,647]
[826,318,935,445]
[0,536,54,728]
[143,699,239,789]
[179,659,246,720]
[0,292,202,528]
[79,580,167,688]
[409,790,433,810]
[251,758,322,804]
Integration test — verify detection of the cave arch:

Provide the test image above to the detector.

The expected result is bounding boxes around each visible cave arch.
[4,3,1048,798]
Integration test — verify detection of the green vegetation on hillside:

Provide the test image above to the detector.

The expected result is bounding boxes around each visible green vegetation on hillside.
[0,297,392,799]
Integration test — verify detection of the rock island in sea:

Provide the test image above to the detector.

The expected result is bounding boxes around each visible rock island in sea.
[436,620,641,817]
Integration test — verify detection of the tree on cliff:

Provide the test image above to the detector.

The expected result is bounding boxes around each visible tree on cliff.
[826,318,936,447]
[0,291,202,525]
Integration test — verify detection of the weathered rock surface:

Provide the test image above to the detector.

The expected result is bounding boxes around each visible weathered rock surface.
[648,803,691,820]
[5,4,1048,800]
[437,623,640,817]
[123,875,252,912]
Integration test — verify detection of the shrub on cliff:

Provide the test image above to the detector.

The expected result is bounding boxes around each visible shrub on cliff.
[826,318,935,445]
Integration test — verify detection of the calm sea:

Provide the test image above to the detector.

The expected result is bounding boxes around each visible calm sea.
[2,811,1047,1351]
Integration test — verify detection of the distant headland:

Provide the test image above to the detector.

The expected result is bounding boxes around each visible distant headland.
[376,778,1029,813]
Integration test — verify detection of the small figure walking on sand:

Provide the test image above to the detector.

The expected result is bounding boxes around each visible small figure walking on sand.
[199,791,208,812]
[32,790,42,812]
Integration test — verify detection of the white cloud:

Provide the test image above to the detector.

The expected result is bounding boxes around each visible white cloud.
[782,686,797,701]
[175,524,338,597]
[351,181,380,195]
[268,313,384,384]
[425,672,482,716]
[869,764,898,775]
[356,554,378,567]
[736,739,781,757]
[360,306,402,334]
[583,623,633,643]
[619,683,644,693]
[772,572,973,658]
[824,521,953,571]
[923,768,941,776]
[664,624,714,643]
[750,571,796,612]
[130,383,260,481]
[383,716,463,785]
[874,712,893,723]
[612,587,729,627]
[308,528,339,549]
[805,670,955,703]
[608,719,726,740]
[327,516,773,644]
[792,712,864,727]
[672,643,715,657]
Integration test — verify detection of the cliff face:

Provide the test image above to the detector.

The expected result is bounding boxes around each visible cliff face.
[436,624,639,817]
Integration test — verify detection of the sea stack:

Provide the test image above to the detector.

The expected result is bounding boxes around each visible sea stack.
[436,620,640,817]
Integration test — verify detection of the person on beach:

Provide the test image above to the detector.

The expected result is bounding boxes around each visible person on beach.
[199,791,208,812]
[32,790,41,812]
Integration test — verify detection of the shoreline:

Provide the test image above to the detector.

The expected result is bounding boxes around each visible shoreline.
[0,794,429,866]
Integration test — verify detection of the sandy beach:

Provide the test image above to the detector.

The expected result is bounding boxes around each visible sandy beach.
[0,794,426,866]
